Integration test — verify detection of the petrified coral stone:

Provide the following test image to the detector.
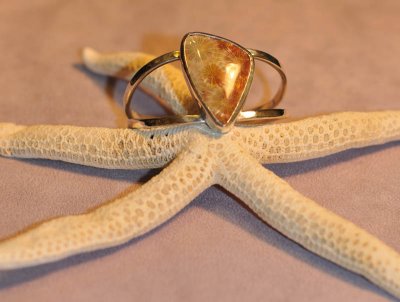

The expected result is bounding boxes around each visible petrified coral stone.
[183,34,252,125]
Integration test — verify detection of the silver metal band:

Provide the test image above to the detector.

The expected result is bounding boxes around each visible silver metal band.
[124,51,181,121]
[127,108,285,128]
[248,49,287,109]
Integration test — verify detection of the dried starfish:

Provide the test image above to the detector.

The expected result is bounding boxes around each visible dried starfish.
[0,48,399,299]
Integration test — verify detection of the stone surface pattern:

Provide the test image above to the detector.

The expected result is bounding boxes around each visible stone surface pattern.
[183,34,252,125]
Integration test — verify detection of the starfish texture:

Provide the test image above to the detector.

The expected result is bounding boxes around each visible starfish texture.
[0,48,399,298]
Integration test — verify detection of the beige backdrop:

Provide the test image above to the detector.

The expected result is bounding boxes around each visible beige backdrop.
[0,1,399,301]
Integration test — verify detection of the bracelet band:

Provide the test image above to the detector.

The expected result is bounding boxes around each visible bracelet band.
[124,32,287,133]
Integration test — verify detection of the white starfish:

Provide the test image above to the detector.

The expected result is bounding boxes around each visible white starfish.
[0,48,399,299]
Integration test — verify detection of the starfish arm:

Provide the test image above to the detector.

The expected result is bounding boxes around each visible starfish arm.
[235,111,400,164]
[0,139,215,269]
[217,145,400,299]
[0,123,192,169]
[82,48,196,114]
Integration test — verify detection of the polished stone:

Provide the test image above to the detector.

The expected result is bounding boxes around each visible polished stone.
[183,33,253,125]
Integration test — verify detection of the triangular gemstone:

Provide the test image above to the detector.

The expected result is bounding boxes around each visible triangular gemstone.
[182,33,254,127]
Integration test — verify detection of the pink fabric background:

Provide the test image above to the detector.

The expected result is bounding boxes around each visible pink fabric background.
[0,1,399,301]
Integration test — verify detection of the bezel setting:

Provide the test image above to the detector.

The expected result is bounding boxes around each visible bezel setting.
[180,32,255,133]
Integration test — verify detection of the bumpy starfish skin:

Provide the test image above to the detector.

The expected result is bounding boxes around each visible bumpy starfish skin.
[0,49,399,298]
[1,111,398,169]
[221,145,400,296]
[0,135,215,268]
[0,124,192,169]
